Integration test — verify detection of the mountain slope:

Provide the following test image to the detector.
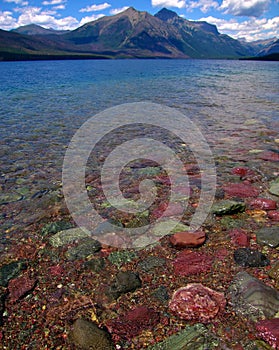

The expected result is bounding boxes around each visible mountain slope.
[12,24,68,36]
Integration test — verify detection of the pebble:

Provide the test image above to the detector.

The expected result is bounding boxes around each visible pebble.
[229,228,250,247]
[268,261,279,283]
[0,290,6,325]
[169,230,206,248]
[69,318,115,350]
[152,220,189,237]
[228,271,279,321]
[223,183,260,198]
[169,283,226,323]
[108,250,138,268]
[256,318,279,349]
[211,200,245,215]
[49,227,91,247]
[138,256,166,272]
[173,251,213,276]
[8,273,37,302]
[106,270,142,300]
[269,178,279,196]
[267,211,279,221]
[65,238,102,260]
[233,248,270,267]
[250,198,277,211]
[106,306,160,340]
[41,221,73,236]
[0,261,27,287]
[256,227,279,248]
[151,286,169,302]
[146,323,221,350]
[259,151,279,162]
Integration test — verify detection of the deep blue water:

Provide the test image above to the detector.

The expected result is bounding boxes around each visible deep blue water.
[0,59,279,232]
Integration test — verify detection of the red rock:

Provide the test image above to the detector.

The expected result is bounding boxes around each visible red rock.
[106,306,160,340]
[152,202,184,220]
[268,211,279,221]
[173,251,213,276]
[250,198,277,210]
[256,318,279,349]
[215,248,229,261]
[259,151,279,162]
[169,283,226,323]
[49,265,64,277]
[223,183,260,198]
[169,230,206,248]
[8,273,37,302]
[229,228,250,247]
[232,167,252,177]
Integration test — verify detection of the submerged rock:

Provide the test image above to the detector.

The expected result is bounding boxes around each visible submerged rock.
[169,230,206,248]
[0,261,27,287]
[106,306,160,340]
[269,178,279,197]
[268,261,279,283]
[107,270,142,300]
[8,273,37,302]
[211,200,245,215]
[228,271,279,321]
[229,228,250,247]
[223,183,260,198]
[41,221,73,236]
[146,323,220,350]
[233,248,270,267]
[169,283,226,323]
[49,227,91,248]
[256,318,279,349]
[173,251,213,276]
[256,226,279,248]
[138,256,166,272]
[0,289,6,325]
[69,319,115,350]
[250,198,277,211]
[65,238,101,260]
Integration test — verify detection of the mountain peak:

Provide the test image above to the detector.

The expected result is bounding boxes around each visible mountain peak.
[155,8,179,21]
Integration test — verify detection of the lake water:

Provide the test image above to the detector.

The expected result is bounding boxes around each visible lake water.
[0,59,279,239]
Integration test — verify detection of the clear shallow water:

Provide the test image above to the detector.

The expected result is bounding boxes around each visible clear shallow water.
[0,59,279,234]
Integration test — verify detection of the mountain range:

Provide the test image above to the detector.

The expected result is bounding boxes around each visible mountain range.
[1,7,278,61]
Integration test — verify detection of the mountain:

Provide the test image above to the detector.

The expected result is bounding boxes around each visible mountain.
[1,7,277,61]
[257,38,279,56]
[12,24,69,36]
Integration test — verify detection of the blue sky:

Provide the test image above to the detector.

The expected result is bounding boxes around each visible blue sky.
[0,0,278,41]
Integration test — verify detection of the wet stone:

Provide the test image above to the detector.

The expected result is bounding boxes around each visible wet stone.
[84,257,105,273]
[108,250,138,268]
[107,270,142,300]
[69,319,115,350]
[8,273,37,302]
[49,227,91,248]
[228,271,279,322]
[245,340,273,350]
[151,285,169,302]
[229,228,250,247]
[94,220,123,236]
[41,221,74,236]
[211,200,246,215]
[146,323,220,350]
[65,238,102,260]
[138,256,166,272]
[255,318,279,349]
[0,289,6,325]
[173,251,213,276]
[233,248,270,267]
[250,198,277,211]
[268,261,279,283]
[0,192,23,205]
[269,178,279,196]
[169,230,206,248]
[152,220,189,237]
[0,261,27,287]
[256,226,279,248]
[223,183,260,198]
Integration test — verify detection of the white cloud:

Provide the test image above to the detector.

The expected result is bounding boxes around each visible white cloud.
[79,2,111,13]
[219,0,270,17]
[109,6,129,15]
[151,0,186,9]
[0,10,17,30]
[198,15,279,41]
[53,4,65,10]
[42,0,65,5]
[3,0,28,4]
[79,13,105,26]
[187,0,219,13]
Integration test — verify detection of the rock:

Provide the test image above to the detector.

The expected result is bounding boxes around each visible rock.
[173,251,213,276]
[256,227,279,248]
[0,289,6,325]
[229,228,250,247]
[107,271,142,300]
[49,227,91,247]
[232,167,255,178]
[228,271,279,321]
[151,286,169,302]
[267,211,279,221]
[233,248,270,267]
[211,200,246,215]
[146,323,221,350]
[259,151,279,162]
[84,258,105,273]
[0,192,23,205]
[268,261,279,283]
[93,220,123,236]
[152,202,184,220]
[269,178,279,197]
[41,221,73,236]
[106,306,160,340]
[169,283,226,323]
[8,273,37,302]
[152,220,189,237]
[223,183,260,198]
[256,319,279,349]
[138,256,166,272]
[107,250,138,268]
[250,198,277,211]
[69,318,115,350]
[0,261,27,287]
[245,340,274,349]
[65,238,101,260]
[169,230,206,248]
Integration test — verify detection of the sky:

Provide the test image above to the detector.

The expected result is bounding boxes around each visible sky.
[0,0,278,42]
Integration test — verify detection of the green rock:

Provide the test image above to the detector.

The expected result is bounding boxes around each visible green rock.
[41,221,74,236]
[146,323,220,350]
[65,239,102,261]
[152,220,189,237]
[256,226,279,248]
[245,340,273,350]
[0,261,27,287]
[137,167,162,176]
[49,227,91,248]
[269,178,279,196]
[268,261,279,282]
[0,193,23,205]
[211,200,245,215]
[16,187,30,196]
[138,256,166,272]
[108,250,138,268]
[84,258,105,272]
